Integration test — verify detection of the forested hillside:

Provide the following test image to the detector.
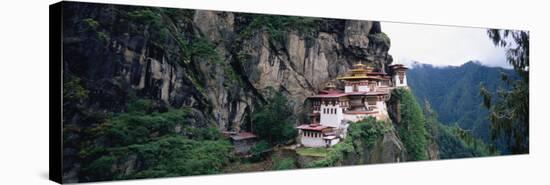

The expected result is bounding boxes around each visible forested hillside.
[407,61,516,152]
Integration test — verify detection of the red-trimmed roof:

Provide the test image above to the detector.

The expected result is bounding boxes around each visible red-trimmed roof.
[319,89,344,94]
[345,91,389,96]
[311,89,347,98]
[296,124,329,131]
[366,91,390,95]
[310,93,347,98]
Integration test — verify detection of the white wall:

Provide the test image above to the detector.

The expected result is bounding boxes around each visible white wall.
[345,86,352,93]
[345,84,369,92]
[300,131,327,147]
[320,104,343,128]
[394,74,408,87]
[359,85,369,92]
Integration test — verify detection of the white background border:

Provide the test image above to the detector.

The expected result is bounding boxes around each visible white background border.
[0,0,547,184]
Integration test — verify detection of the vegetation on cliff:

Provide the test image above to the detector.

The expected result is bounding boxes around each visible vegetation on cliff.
[252,88,297,145]
[390,88,495,160]
[306,117,391,167]
[391,88,429,161]
[238,14,320,42]
[74,99,233,181]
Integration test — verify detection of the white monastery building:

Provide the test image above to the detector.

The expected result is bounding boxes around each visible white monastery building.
[296,63,409,148]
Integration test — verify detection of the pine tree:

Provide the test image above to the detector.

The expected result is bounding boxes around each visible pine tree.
[480,29,529,154]
[252,88,297,145]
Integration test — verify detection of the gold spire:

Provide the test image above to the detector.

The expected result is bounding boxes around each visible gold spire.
[353,62,366,69]
[324,81,336,90]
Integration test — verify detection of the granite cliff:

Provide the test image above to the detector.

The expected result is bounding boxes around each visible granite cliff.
[63,3,393,132]
[61,2,413,182]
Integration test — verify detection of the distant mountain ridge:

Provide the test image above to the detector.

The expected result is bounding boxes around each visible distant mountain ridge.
[407,61,515,145]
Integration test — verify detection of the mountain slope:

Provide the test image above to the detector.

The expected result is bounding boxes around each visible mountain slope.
[407,61,515,144]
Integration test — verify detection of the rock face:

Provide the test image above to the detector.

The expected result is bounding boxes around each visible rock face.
[61,2,398,180]
[368,130,408,163]
[340,128,407,165]
[62,2,393,131]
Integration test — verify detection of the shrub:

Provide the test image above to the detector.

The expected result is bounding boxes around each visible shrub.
[307,117,390,168]
[271,157,296,170]
[239,15,319,42]
[249,140,270,162]
[63,76,88,102]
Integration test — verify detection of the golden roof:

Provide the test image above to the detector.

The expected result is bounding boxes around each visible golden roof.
[338,62,381,81]
[337,75,382,80]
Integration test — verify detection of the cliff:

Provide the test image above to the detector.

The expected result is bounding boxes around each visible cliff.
[63,2,393,132]
[61,2,403,182]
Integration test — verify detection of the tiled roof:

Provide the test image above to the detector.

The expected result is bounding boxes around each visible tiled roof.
[310,93,348,98]
[296,124,330,131]
[345,90,389,96]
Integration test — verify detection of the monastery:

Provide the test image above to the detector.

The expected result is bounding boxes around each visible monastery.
[296,63,409,148]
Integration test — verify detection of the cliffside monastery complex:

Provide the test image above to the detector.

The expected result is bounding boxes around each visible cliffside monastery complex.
[296,63,409,148]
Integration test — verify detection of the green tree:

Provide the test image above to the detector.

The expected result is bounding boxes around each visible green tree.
[422,99,496,158]
[271,157,296,170]
[392,88,428,161]
[252,88,297,145]
[480,29,529,154]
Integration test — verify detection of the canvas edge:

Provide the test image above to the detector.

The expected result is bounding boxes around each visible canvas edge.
[49,1,64,184]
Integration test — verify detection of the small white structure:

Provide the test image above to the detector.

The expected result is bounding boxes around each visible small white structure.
[389,64,408,88]
[297,124,340,148]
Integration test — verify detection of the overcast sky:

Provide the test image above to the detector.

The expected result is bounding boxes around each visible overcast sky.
[382,22,510,68]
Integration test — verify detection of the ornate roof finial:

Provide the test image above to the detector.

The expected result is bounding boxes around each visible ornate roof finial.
[325,81,336,90]
[353,61,366,69]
